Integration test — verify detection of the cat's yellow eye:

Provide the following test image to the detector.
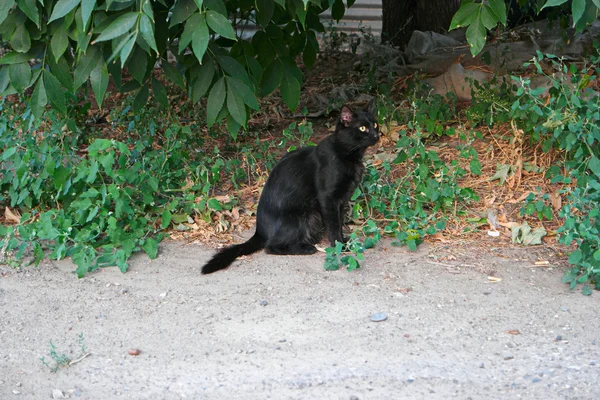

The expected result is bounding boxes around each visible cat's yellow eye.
[359,126,367,132]
[374,122,378,128]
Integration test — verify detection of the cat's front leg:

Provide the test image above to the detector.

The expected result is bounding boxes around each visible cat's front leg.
[319,197,345,246]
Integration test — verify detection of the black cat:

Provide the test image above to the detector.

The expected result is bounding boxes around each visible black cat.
[201,100,379,274]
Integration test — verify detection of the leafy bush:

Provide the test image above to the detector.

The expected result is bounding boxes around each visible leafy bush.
[508,51,600,293]
[0,0,352,137]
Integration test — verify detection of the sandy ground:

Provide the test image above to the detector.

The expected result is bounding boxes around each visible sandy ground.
[1,238,599,400]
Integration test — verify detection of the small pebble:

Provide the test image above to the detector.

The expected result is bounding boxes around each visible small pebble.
[52,389,66,399]
[532,377,542,383]
[590,360,598,366]
[128,349,141,356]
[504,356,514,360]
[259,300,268,306]
[561,307,569,312]
[555,335,563,341]
[479,363,485,368]
[407,378,415,383]
[370,312,387,322]
[350,396,360,400]
[120,288,128,295]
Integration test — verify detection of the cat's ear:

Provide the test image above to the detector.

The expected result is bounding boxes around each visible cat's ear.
[340,106,355,127]
[365,98,376,116]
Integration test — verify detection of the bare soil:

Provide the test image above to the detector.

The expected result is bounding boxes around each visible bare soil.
[1,238,599,400]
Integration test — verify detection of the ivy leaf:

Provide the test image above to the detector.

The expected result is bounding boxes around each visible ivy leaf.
[44,70,66,113]
[90,58,108,108]
[192,61,215,103]
[161,210,172,229]
[206,10,237,40]
[207,76,226,127]
[49,0,81,23]
[30,76,47,118]
[226,79,247,127]
[93,12,138,43]
[8,62,31,93]
[142,238,159,259]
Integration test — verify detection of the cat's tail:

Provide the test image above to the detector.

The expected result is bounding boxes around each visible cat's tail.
[201,234,264,274]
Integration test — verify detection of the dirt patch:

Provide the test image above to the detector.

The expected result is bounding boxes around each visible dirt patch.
[1,240,599,399]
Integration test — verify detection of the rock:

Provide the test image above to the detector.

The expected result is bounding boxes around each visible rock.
[259,300,268,306]
[370,312,388,322]
[52,389,66,399]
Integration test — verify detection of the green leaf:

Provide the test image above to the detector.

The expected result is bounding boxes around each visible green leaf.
[17,0,40,27]
[0,49,39,65]
[140,14,159,54]
[178,12,202,53]
[226,114,240,139]
[44,70,66,113]
[208,198,222,210]
[470,158,482,175]
[51,23,69,62]
[194,0,204,10]
[30,76,47,118]
[226,79,246,126]
[0,67,9,93]
[280,66,300,111]
[225,76,259,110]
[191,14,209,63]
[255,0,274,27]
[217,55,249,83]
[128,46,147,83]
[162,61,185,89]
[93,12,138,43]
[133,83,149,112]
[161,210,172,229]
[48,55,73,92]
[74,45,101,89]
[169,0,197,27]
[90,58,108,108]
[152,77,168,107]
[192,61,215,102]
[206,10,236,40]
[450,2,479,30]
[541,0,568,10]
[207,76,226,126]
[260,58,283,96]
[142,238,159,259]
[10,24,31,53]
[571,0,586,26]
[480,6,499,30]
[0,0,15,26]
[466,13,486,56]
[49,0,80,23]
[581,285,593,296]
[204,0,227,15]
[487,0,507,25]
[8,62,31,93]
[81,0,96,28]
[568,249,582,264]
[589,156,600,178]
[593,0,600,9]
[332,0,345,21]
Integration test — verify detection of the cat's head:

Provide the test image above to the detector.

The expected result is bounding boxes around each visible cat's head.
[337,99,379,147]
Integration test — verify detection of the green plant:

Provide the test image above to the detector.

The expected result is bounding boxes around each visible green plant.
[0,0,358,139]
[450,0,599,56]
[507,50,600,293]
[40,333,89,373]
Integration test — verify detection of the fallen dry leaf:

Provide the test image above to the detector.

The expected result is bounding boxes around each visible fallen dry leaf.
[4,207,21,224]
[507,330,521,335]
[128,349,141,356]
[534,261,550,266]
[487,276,502,282]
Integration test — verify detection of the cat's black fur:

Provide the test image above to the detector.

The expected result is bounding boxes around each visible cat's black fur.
[201,100,379,274]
